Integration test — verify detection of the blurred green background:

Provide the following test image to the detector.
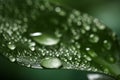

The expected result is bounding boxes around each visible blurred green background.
[0,0,120,80]
[54,0,120,37]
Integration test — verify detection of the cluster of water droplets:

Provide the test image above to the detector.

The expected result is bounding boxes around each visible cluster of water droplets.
[0,0,120,77]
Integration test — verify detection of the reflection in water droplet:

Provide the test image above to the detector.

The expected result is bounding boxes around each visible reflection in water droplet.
[87,74,115,80]
[30,32,42,36]
[89,34,99,43]
[9,56,16,62]
[41,57,62,69]
[7,42,16,50]
[30,32,60,46]
[103,40,112,50]
[87,74,102,80]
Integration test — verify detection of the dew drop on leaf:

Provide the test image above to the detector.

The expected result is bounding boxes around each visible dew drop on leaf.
[106,55,116,64]
[7,42,16,50]
[30,32,60,46]
[103,40,112,50]
[9,56,16,62]
[41,57,62,69]
[86,48,98,58]
[89,34,99,43]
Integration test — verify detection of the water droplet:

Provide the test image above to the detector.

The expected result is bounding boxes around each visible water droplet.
[29,42,36,47]
[55,7,61,13]
[7,42,16,50]
[77,21,81,26]
[89,34,99,43]
[55,29,62,38]
[103,68,110,74]
[75,42,81,49]
[41,57,62,69]
[106,55,116,63]
[55,7,66,16]
[29,46,35,51]
[80,29,86,34]
[30,32,60,46]
[84,55,92,61]
[93,18,106,30]
[68,56,72,61]
[103,40,112,50]
[9,56,16,62]
[86,48,97,58]
[84,25,90,31]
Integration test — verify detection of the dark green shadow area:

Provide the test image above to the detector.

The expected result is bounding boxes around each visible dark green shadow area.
[0,55,87,80]
[0,55,116,80]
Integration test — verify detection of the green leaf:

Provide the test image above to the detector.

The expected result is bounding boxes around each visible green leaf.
[0,0,120,79]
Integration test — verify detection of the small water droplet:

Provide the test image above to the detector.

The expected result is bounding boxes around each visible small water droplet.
[30,32,60,46]
[106,55,116,63]
[55,7,61,13]
[80,29,86,34]
[77,21,81,26]
[7,42,16,50]
[103,68,110,74]
[29,46,35,51]
[68,56,72,61]
[41,57,62,69]
[89,34,99,43]
[84,55,92,61]
[55,7,66,16]
[86,48,97,58]
[55,29,62,38]
[93,18,106,30]
[75,42,81,49]
[103,40,112,50]
[9,56,16,62]
[84,25,90,31]
[27,64,31,67]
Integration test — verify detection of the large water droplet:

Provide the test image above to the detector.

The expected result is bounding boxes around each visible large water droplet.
[30,32,60,46]
[40,57,62,69]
